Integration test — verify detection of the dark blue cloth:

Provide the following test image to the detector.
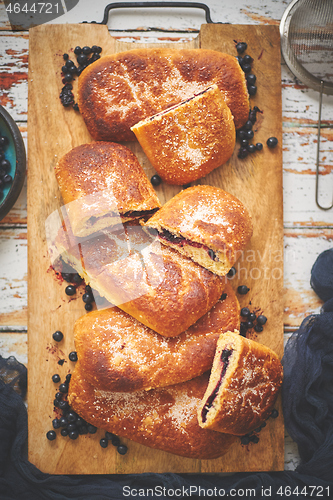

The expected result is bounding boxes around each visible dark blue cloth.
[310,248,333,302]
[1,248,333,499]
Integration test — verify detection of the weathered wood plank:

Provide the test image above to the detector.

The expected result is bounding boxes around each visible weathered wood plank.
[0,332,27,364]
[0,228,27,326]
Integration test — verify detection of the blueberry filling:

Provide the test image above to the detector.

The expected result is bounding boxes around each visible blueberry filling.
[150,228,219,262]
[201,348,233,423]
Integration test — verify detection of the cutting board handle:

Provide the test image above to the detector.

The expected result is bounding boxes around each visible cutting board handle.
[97,1,214,27]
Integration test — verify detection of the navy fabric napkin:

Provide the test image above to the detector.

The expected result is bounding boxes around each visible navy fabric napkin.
[1,248,333,499]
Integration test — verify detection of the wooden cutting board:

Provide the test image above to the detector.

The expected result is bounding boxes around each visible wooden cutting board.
[27,23,284,474]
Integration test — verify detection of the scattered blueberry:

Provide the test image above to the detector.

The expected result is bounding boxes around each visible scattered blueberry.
[69,430,79,440]
[254,324,263,332]
[237,285,250,295]
[85,303,93,312]
[65,285,76,296]
[257,314,267,325]
[246,73,256,85]
[87,424,97,434]
[267,137,278,148]
[52,418,61,429]
[117,444,128,455]
[235,41,247,53]
[151,174,162,187]
[74,46,82,55]
[52,374,61,383]
[270,409,279,418]
[248,85,257,96]
[227,267,237,278]
[240,435,251,445]
[59,383,68,393]
[255,142,263,151]
[52,330,63,342]
[69,351,78,362]
[63,53,69,60]
[241,307,250,317]
[46,430,56,441]
[100,438,108,448]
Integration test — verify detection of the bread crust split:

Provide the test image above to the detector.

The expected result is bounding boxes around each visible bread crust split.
[68,366,236,459]
[131,85,236,185]
[53,221,226,337]
[73,281,240,392]
[77,48,249,142]
[143,185,253,276]
[54,142,161,238]
[197,332,283,436]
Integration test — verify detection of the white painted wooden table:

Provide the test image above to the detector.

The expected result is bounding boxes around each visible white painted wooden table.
[0,0,332,473]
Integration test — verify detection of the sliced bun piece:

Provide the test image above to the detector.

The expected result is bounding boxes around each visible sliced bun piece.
[143,185,253,276]
[131,85,236,185]
[55,142,161,237]
[197,332,283,436]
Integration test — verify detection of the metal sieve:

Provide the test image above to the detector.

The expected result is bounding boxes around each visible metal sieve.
[280,0,333,210]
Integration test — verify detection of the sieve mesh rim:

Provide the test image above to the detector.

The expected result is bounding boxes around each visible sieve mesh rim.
[280,0,333,95]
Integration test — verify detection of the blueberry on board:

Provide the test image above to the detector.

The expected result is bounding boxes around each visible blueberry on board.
[238,285,250,295]
[100,438,108,448]
[82,46,91,55]
[111,435,120,447]
[69,430,79,440]
[257,314,267,325]
[270,409,279,418]
[254,324,263,332]
[65,285,76,296]
[52,330,63,342]
[247,144,256,153]
[82,293,93,304]
[236,42,247,53]
[242,63,252,74]
[151,174,162,186]
[61,428,69,437]
[77,54,88,65]
[246,73,256,85]
[46,430,56,441]
[88,424,97,434]
[255,143,263,151]
[241,307,250,317]
[227,267,237,278]
[117,444,128,455]
[52,418,61,429]
[248,85,257,96]
[85,303,93,311]
[248,312,256,322]
[267,137,278,148]
[74,46,82,55]
[240,435,250,445]
[243,54,253,64]
[69,351,78,362]
[52,374,60,383]
[244,120,253,130]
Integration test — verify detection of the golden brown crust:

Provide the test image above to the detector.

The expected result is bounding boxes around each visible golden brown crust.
[143,185,253,276]
[131,85,236,185]
[74,281,240,392]
[54,221,225,337]
[77,48,249,142]
[54,142,161,237]
[68,366,236,459]
[197,332,283,436]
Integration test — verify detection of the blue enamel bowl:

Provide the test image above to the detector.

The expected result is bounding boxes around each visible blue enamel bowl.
[0,105,26,221]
